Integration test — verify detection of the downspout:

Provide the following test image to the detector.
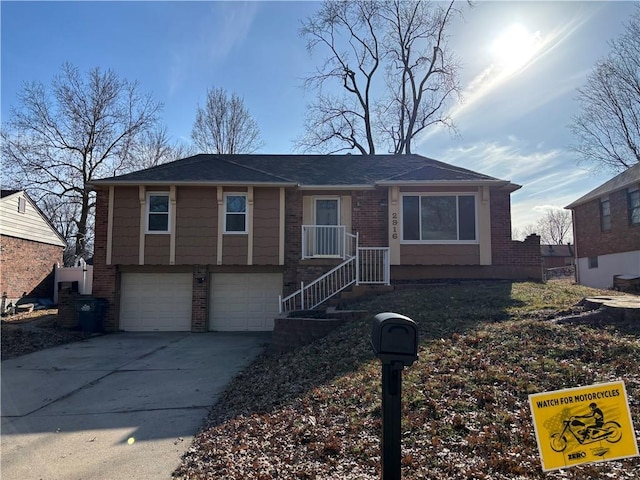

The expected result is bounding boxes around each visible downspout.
[570,209,579,284]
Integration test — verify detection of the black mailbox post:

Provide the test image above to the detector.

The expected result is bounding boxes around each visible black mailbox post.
[371,312,418,480]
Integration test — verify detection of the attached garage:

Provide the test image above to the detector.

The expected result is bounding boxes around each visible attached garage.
[119,273,192,331]
[209,273,282,331]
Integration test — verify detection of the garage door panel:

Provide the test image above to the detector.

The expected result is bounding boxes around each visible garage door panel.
[210,273,282,331]
[120,273,192,332]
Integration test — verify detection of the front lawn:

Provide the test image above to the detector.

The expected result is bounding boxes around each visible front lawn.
[175,281,639,479]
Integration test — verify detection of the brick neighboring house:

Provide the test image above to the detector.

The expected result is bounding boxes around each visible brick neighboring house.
[566,163,640,289]
[89,154,542,332]
[0,190,67,306]
[540,244,575,269]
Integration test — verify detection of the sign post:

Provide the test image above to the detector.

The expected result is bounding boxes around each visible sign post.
[529,380,638,471]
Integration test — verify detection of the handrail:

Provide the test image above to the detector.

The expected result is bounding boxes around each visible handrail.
[279,256,357,313]
[279,234,390,314]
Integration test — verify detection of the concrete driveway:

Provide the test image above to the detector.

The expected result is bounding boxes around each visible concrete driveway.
[1,332,269,480]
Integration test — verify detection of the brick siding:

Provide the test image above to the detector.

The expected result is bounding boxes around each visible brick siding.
[0,235,62,301]
[573,189,640,258]
[490,190,541,278]
[191,265,209,332]
[92,188,118,331]
[283,189,303,295]
[352,189,388,247]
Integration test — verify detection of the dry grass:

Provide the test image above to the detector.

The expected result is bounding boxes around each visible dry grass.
[174,281,639,479]
[1,309,91,360]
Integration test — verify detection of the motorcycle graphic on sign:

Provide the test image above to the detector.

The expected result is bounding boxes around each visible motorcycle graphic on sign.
[549,402,622,452]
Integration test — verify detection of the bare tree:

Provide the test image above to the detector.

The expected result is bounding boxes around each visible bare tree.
[298,0,463,154]
[39,196,79,265]
[130,126,196,169]
[569,5,640,173]
[536,209,573,245]
[512,224,538,241]
[1,63,161,258]
[191,87,263,154]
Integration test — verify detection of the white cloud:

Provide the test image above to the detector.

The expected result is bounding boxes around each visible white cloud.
[436,139,609,233]
[532,204,565,213]
[168,2,260,95]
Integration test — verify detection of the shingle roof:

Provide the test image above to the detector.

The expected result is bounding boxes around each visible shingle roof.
[1,189,21,198]
[90,153,517,188]
[566,163,640,209]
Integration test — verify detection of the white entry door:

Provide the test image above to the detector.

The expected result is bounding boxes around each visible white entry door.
[315,198,340,256]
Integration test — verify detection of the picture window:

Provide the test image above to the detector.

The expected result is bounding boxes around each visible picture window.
[402,194,477,242]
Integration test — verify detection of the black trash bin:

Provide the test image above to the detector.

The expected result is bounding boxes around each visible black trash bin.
[75,297,108,333]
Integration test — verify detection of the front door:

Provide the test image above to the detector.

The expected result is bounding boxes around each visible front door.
[315,198,340,256]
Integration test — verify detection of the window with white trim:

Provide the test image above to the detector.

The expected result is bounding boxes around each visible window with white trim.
[628,188,640,225]
[17,197,26,214]
[224,194,247,233]
[402,194,477,242]
[600,197,611,231]
[146,193,170,233]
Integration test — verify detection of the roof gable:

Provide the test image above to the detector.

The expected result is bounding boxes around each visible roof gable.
[0,190,67,247]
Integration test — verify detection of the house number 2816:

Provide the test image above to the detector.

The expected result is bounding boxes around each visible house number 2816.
[391,212,398,239]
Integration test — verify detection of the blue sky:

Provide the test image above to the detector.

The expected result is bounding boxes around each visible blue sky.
[2,1,637,235]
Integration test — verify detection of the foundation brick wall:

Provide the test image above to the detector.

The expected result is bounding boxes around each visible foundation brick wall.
[573,189,640,258]
[92,188,118,331]
[0,235,62,302]
[490,189,542,279]
[272,310,368,351]
[191,265,209,332]
[57,284,82,328]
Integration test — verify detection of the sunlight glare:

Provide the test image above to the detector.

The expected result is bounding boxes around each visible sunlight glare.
[491,23,542,70]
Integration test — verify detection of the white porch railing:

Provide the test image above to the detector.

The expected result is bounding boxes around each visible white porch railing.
[302,225,357,259]
[358,247,390,284]
[280,230,390,313]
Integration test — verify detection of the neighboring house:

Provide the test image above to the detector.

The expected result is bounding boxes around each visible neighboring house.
[566,163,640,289]
[540,244,575,269]
[0,190,67,306]
[89,154,541,333]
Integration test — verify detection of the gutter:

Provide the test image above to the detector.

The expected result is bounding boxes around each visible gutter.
[87,180,298,189]
[375,180,521,192]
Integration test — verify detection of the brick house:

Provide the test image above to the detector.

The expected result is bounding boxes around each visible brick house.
[89,154,541,332]
[0,190,67,306]
[566,163,640,289]
[540,244,574,269]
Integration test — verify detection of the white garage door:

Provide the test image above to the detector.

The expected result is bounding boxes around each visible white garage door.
[209,273,282,331]
[120,273,192,331]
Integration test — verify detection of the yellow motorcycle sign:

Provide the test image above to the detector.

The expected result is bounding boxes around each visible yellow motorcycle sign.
[529,380,638,471]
